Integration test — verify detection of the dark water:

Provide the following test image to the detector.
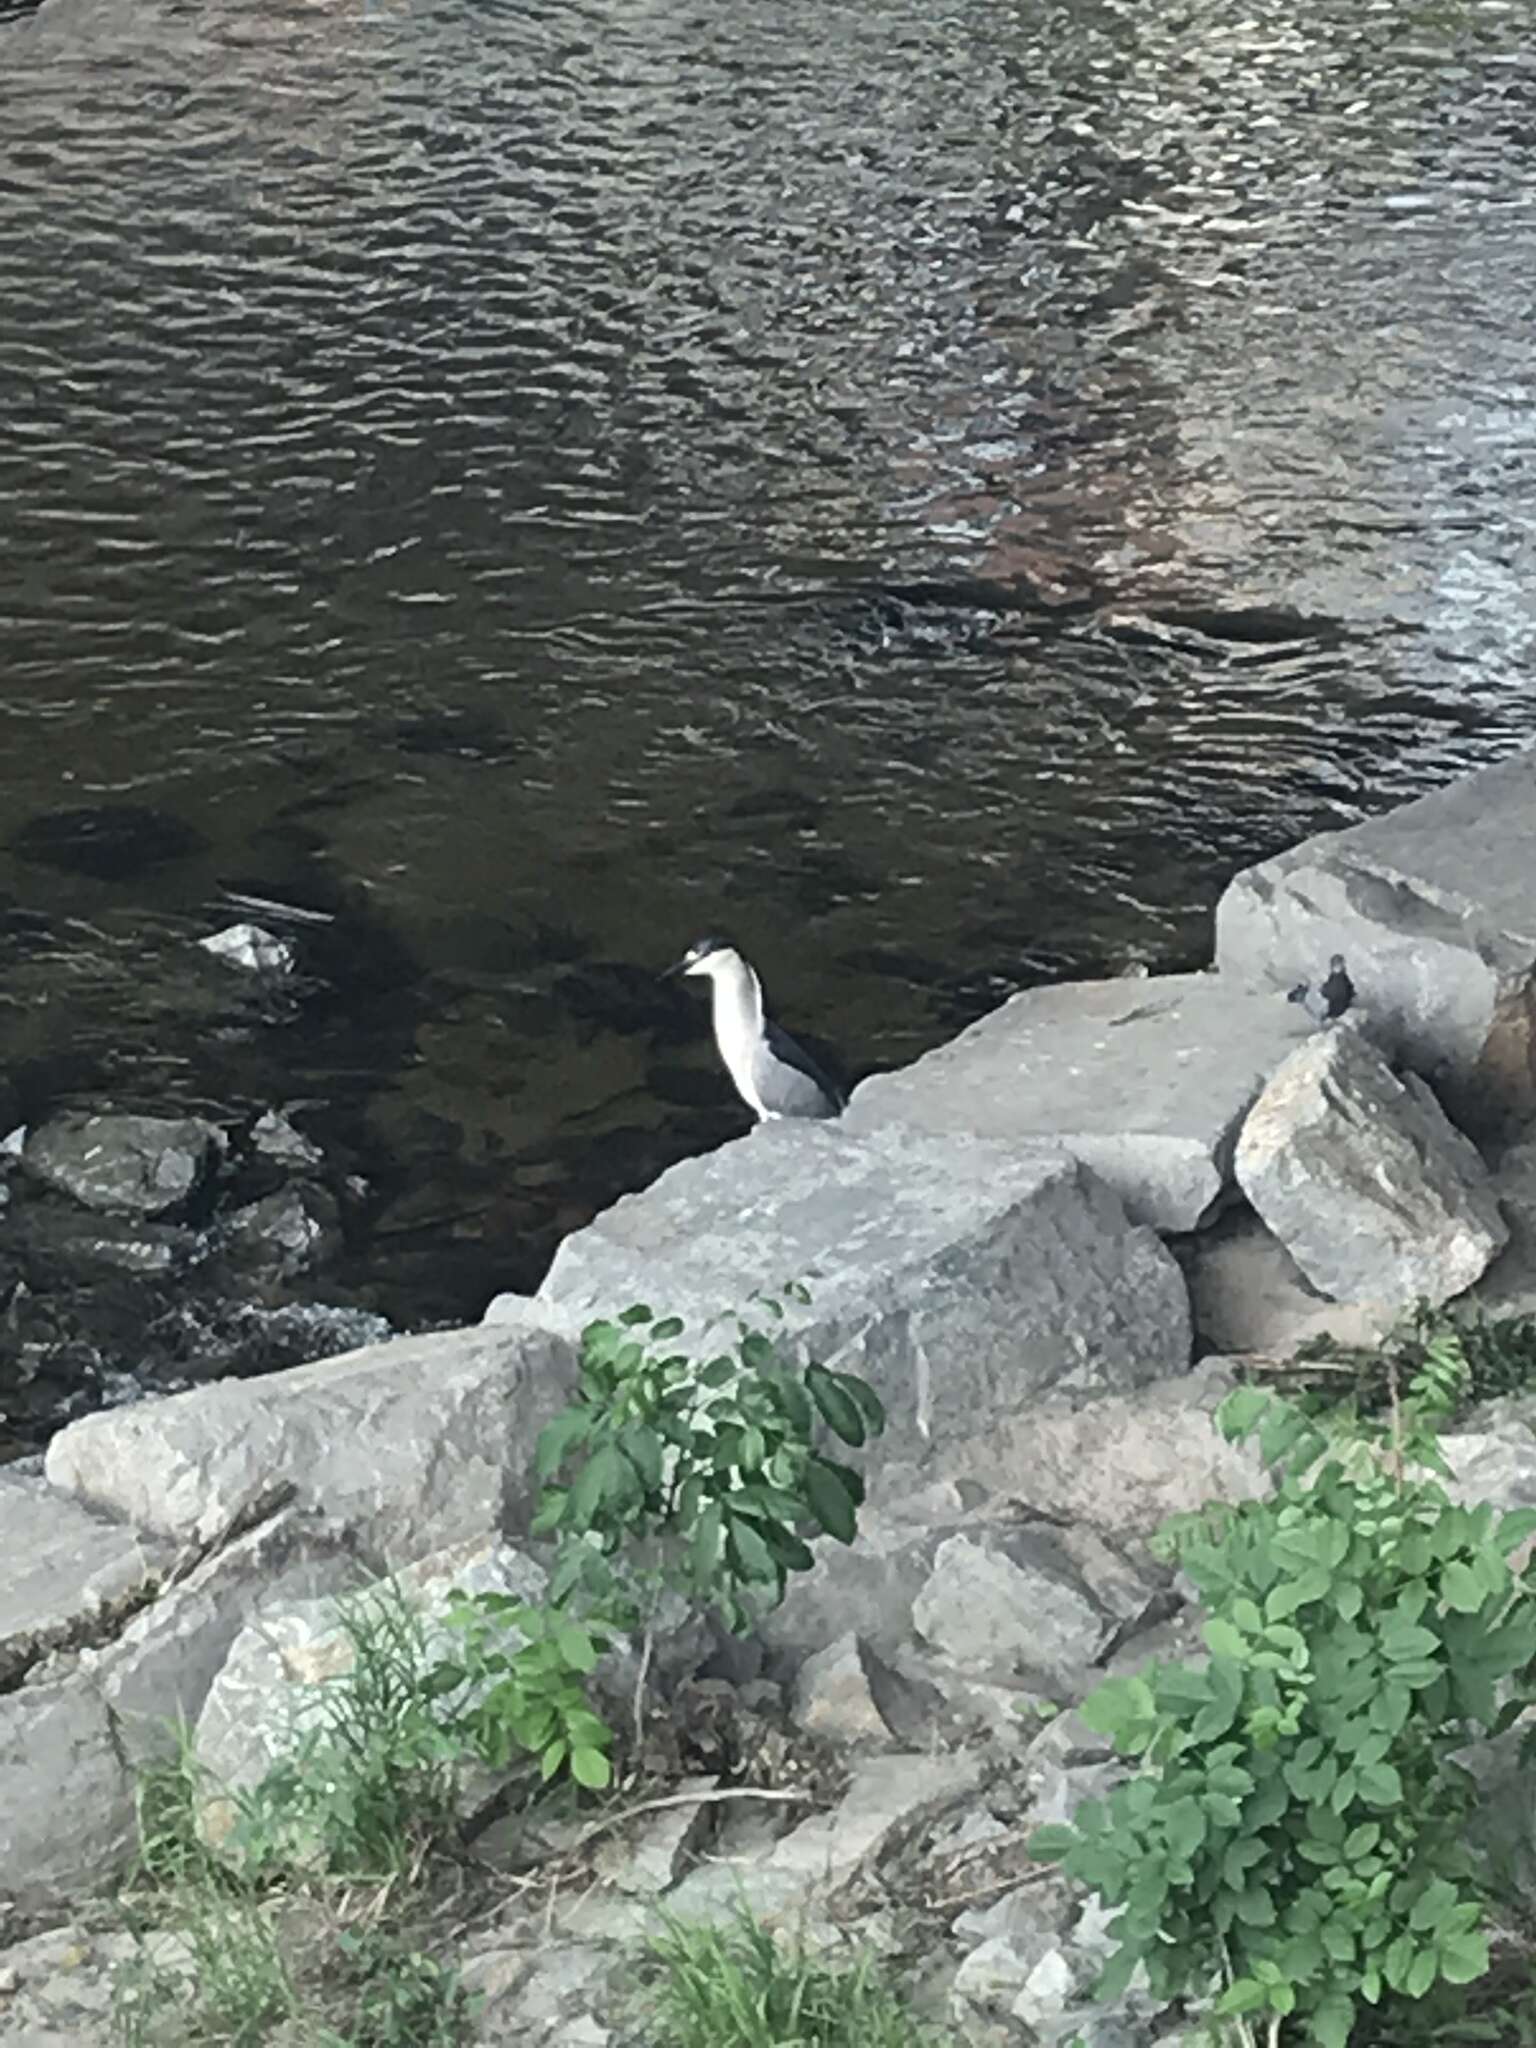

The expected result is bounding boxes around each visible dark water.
[3,0,1536,1383]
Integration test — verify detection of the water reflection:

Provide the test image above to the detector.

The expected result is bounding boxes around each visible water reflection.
[1,0,1535,1410]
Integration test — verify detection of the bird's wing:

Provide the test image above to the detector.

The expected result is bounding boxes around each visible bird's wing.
[759,1018,847,1117]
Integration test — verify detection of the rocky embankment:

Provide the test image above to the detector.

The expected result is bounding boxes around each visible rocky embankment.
[7,748,1536,2045]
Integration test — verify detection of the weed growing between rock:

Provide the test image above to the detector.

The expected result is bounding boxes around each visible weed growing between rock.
[1287,1301,1536,1421]
[108,1610,479,2047]
[436,1294,886,1779]
[640,1906,952,2048]
[1032,1327,1536,2047]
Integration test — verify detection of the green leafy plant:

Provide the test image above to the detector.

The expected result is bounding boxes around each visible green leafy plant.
[537,1297,884,1627]
[642,1905,949,2048]
[436,1295,885,1779]
[1031,1334,1536,2047]
[329,1929,477,2048]
[438,1590,617,1789]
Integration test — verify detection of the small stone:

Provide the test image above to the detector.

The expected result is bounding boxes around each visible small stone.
[791,1633,892,1744]
[219,1185,340,1276]
[199,923,295,975]
[251,1109,325,1170]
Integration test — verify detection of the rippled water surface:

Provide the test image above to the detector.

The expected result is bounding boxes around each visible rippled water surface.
[3,0,1536,1367]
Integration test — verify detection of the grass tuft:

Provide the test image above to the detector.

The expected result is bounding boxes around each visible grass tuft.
[642,1908,949,2048]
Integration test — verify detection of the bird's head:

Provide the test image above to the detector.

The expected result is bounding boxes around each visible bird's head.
[664,935,743,982]
[1328,954,1347,974]
[1286,982,1311,1007]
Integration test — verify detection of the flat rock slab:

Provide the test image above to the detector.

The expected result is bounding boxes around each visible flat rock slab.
[1234,1026,1506,1310]
[45,1317,579,1560]
[21,1112,223,1218]
[1215,746,1536,1135]
[845,973,1309,1230]
[0,1470,169,1688]
[530,1121,1190,1460]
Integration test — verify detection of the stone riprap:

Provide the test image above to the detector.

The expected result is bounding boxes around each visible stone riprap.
[0,1469,169,1688]
[844,971,1310,1230]
[43,1314,579,1560]
[0,1676,134,1912]
[20,1111,224,1219]
[1216,746,1536,1134]
[521,1120,1191,1458]
[1179,1208,1397,1356]
[1234,1025,1507,1310]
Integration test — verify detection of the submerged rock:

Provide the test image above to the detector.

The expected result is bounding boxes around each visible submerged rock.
[1234,1027,1506,1310]
[217,1184,340,1277]
[21,1112,224,1220]
[7,801,205,881]
[199,922,296,975]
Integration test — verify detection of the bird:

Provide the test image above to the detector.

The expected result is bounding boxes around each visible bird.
[1288,952,1355,1027]
[664,937,846,1121]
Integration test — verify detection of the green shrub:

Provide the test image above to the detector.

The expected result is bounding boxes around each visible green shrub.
[1032,1333,1536,2047]
[437,1296,885,1779]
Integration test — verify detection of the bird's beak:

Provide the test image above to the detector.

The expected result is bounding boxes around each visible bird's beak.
[661,954,689,981]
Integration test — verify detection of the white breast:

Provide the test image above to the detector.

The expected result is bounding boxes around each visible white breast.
[709,960,770,1119]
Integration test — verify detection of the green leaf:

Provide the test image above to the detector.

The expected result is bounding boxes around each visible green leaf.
[539,1740,567,1782]
[1216,1386,1271,1441]
[833,1371,886,1440]
[1216,1978,1267,2016]
[1313,1994,1355,2048]
[1441,1560,1486,1613]
[554,1624,597,1674]
[620,1424,665,1493]
[1357,1760,1403,1806]
[1029,1824,1077,1861]
[535,1408,592,1480]
[803,1457,859,1544]
[805,1365,866,1446]
[770,1373,814,1436]
[618,1304,653,1326]
[570,1746,612,1789]
[651,1316,684,1340]
[691,1501,723,1579]
[1204,1618,1248,1660]
[725,1512,780,1585]
[1439,1929,1490,1984]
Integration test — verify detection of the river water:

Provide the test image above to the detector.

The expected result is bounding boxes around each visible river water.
[2,0,1535,1372]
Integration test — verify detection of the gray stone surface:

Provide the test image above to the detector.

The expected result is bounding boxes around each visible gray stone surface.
[1234,1026,1507,1309]
[1215,746,1536,1136]
[45,1316,579,1558]
[1178,1206,1396,1357]
[529,1121,1190,1460]
[0,1676,133,1909]
[85,1505,363,1767]
[791,1632,898,1744]
[663,1749,983,1925]
[0,1469,168,1687]
[912,1531,1122,1692]
[845,972,1310,1229]
[931,1363,1267,1540]
[20,1111,223,1218]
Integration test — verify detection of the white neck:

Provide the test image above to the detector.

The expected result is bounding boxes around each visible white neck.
[708,956,768,1118]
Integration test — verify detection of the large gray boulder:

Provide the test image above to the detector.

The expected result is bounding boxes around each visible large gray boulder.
[1215,746,1536,1135]
[44,1314,578,1560]
[0,1470,170,1688]
[21,1111,224,1218]
[845,973,1308,1230]
[1234,1027,1506,1310]
[526,1122,1190,1460]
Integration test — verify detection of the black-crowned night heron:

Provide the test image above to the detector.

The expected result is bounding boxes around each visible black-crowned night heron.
[665,936,846,1121]
[1288,952,1355,1027]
